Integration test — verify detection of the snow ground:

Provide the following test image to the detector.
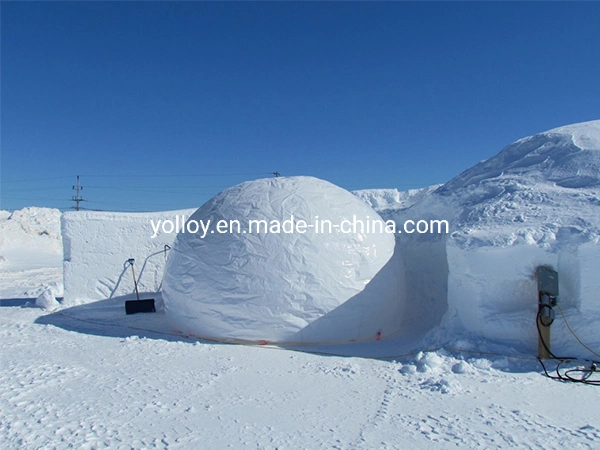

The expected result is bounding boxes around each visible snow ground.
[2,298,600,449]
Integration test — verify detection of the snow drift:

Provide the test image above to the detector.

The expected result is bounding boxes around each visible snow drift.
[162,176,402,344]
[0,207,62,271]
[0,207,63,298]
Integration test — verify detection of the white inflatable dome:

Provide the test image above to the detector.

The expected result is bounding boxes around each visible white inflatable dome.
[161,176,403,344]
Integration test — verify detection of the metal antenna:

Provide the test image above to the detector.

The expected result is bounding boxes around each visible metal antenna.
[72,175,85,211]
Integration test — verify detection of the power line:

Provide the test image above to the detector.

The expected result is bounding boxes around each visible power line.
[1,187,67,192]
[0,172,271,185]
[0,176,74,184]
[84,185,230,191]
[81,172,268,179]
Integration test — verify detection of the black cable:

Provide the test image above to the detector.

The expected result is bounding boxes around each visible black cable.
[565,370,600,385]
[536,307,599,385]
[538,357,600,384]
[556,359,570,382]
[537,358,562,381]
[536,308,575,361]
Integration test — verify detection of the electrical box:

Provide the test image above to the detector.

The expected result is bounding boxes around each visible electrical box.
[537,266,559,297]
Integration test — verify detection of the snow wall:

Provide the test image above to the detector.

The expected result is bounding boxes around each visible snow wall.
[445,242,600,356]
[62,209,194,306]
[161,176,404,344]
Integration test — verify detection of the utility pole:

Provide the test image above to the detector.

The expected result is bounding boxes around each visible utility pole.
[72,175,84,211]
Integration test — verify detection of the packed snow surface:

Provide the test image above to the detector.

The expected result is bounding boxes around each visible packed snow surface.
[3,304,600,449]
[162,176,400,343]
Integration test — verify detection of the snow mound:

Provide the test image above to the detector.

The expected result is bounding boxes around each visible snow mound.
[35,288,59,311]
[441,119,600,193]
[0,207,62,247]
[435,119,600,249]
[0,207,62,276]
[162,176,401,344]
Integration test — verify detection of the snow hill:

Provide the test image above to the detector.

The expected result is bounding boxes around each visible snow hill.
[433,119,600,248]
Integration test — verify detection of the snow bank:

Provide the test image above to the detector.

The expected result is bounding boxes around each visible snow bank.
[62,209,194,306]
[0,207,62,270]
[162,176,402,344]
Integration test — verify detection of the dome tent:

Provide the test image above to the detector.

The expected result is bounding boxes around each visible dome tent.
[161,176,403,344]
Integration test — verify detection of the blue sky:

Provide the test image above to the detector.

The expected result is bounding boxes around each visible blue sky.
[2,1,599,212]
